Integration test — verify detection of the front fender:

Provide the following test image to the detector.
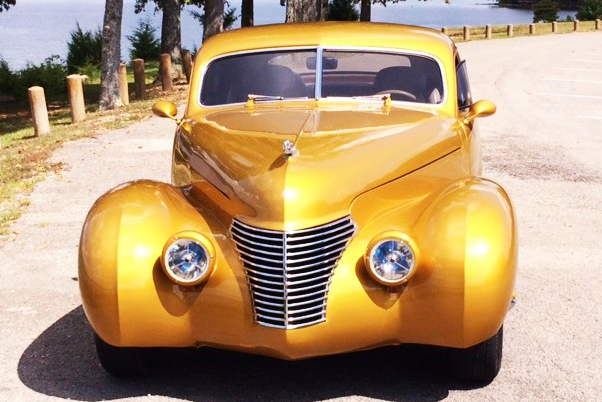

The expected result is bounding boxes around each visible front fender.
[350,172,517,348]
[416,177,518,346]
[78,180,226,346]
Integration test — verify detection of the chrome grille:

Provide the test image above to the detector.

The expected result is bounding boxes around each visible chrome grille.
[231,216,356,329]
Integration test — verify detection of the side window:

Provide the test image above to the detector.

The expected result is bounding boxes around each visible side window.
[456,60,472,110]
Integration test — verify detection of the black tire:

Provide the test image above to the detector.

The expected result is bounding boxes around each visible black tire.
[447,325,503,383]
[94,334,152,377]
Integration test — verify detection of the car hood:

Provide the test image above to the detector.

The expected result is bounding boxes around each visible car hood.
[184,105,462,231]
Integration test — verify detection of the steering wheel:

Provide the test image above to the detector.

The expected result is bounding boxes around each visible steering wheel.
[375,90,417,102]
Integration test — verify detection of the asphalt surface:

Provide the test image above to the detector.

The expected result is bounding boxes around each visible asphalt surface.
[1,32,602,401]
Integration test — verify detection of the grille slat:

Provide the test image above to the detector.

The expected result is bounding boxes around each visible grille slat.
[231,216,356,329]
[287,265,334,278]
[286,237,352,257]
[286,228,356,249]
[285,247,347,265]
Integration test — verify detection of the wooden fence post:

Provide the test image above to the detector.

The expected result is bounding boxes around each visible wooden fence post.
[596,19,601,30]
[507,24,513,37]
[119,64,129,106]
[529,24,535,35]
[441,27,449,35]
[485,25,492,39]
[182,50,193,84]
[574,20,579,31]
[66,74,86,123]
[28,86,50,137]
[552,21,558,33]
[463,26,470,41]
[133,59,146,100]
[160,54,173,91]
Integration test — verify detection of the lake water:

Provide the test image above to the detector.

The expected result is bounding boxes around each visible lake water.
[0,0,576,70]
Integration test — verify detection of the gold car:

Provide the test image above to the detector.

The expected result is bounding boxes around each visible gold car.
[79,22,517,382]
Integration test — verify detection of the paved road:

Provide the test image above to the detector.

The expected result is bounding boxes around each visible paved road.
[1,32,602,401]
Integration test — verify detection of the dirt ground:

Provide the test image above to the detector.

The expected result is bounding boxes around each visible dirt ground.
[1,32,601,401]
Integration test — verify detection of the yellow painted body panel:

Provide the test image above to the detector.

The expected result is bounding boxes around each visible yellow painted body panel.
[79,22,517,359]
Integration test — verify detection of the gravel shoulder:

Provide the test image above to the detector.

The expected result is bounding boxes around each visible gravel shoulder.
[1,32,601,401]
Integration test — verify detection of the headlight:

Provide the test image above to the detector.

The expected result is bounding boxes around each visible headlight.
[161,232,215,286]
[366,236,416,286]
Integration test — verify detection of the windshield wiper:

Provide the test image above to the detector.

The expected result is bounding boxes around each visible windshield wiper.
[247,94,309,105]
[326,93,392,106]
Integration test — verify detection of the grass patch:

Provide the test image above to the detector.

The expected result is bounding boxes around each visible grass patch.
[446,21,600,42]
[0,83,187,237]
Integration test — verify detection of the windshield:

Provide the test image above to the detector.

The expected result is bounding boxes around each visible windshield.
[200,48,445,106]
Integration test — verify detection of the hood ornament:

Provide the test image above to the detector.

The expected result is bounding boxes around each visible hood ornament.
[282,140,299,157]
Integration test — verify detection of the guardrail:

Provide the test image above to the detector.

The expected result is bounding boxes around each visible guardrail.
[442,19,601,42]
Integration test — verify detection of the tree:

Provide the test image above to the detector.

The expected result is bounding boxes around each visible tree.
[360,0,370,21]
[99,0,124,110]
[241,0,253,26]
[533,0,559,22]
[202,0,225,40]
[328,0,359,20]
[190,4,238,36]
[285,0,325,21]
[127,19,161,61]
[360,0,405,22]
[67,24,103,74]
[0,0,15,12]
[577,0,602,20]
[135,0,201,80]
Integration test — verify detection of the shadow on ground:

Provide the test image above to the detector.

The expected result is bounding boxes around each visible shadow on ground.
[18,306,482,402]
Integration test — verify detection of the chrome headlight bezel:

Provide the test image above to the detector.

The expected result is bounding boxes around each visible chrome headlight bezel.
[365,233,418,286]
[161,231,216,286]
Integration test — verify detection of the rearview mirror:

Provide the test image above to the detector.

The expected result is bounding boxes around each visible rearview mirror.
[306,57,338,70]
[152,100,179,123]
[465,99,496,124]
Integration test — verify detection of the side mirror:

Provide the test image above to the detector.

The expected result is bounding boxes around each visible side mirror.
[465,99,496,124]
[152,100,180,123]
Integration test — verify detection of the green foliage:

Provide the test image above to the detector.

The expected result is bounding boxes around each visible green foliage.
[533,0,559,22]
[0,0,16,12]
[577,0,602,20]
[18,56,67,99]
[0,56,67,101]
[223,5,238,29]
[76,62,102,82]
[127,19,161,62]
[564,13,575,21]
[0,58,19,96]
[66,23,103,74]
[134,0,204,13]
[327,0,359,21]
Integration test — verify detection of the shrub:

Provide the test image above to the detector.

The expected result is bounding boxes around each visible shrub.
[127,19,161,62]
[18,55,67,100]
[0,58,19,97]
[327,0,359,21]
[533,0,559,22]
[577,0,602,20]
[67,23,102,74]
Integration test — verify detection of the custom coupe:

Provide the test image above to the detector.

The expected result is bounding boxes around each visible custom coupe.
[79,22,517,383]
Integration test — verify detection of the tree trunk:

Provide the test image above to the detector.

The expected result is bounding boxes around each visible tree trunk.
[241,0,254,27]
[360,0,371,22]
[286,0,319,22]
[318,0,327,21]
[99,0,124,110]
[161,0,184,81]
[204,0,224,41]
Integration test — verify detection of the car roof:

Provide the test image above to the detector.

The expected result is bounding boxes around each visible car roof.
[198,22,456,62]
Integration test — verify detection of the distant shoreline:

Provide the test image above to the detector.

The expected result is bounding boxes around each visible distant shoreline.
[496,1,578,12]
